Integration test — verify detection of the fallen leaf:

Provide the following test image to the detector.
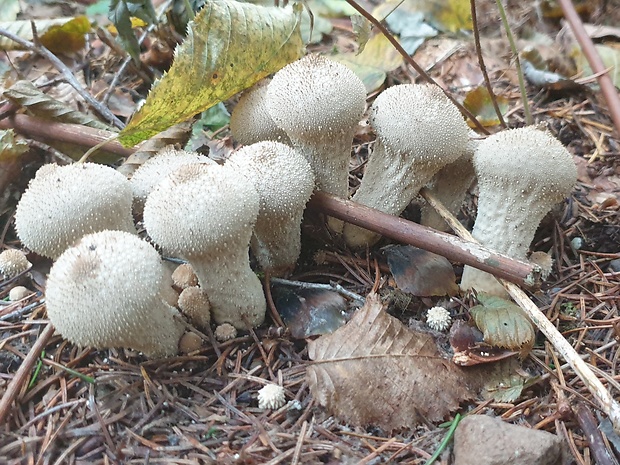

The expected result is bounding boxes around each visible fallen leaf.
[382,8,437,55]
[351,14,372,54]
[0,129,29,162]
[0,17,91,52]
[384,245,458,296]
[572,42,620,87]
[463,86,509,128]
[273,285,347,338]
[470,293,535,357]
[118,1,303,146]
[373,0,471,33]
[307,293,483,429]
[0,0,20,22]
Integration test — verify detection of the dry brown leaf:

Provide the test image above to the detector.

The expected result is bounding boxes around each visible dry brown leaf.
[307,293,483,429]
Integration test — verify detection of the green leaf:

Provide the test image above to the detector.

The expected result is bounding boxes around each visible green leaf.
[463,86,508,128]
[109,0,156,62]
[119,0,303,147]
[373,0,471,33]
[351,14,372,54]
[0,0,20,22]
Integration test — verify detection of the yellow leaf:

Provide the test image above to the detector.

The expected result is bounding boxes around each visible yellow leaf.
[463,86,508,127]
[119,0,303,147]
[107,17,149,35]
[39,16,92,54]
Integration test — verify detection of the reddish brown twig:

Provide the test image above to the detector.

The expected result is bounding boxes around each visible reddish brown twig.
[574,403,619,465]
[558,0,620,136]
[0,323,55,425]
[307,191,540,288]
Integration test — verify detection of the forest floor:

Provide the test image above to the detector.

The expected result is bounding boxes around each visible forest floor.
[1,0,620,464]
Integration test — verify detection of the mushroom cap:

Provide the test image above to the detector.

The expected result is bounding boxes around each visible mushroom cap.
[45,230,185,357]
[144,163,259,257]
[266,54,366,137]
[214,323,237,342]
[0,249,31,278]
[177,286,211,329]
[257,383,286,410]
[369,84,469,167]
[15,163,135,259]
[228,141,315,275]
[9,286,31,301]
[230,80,291,145]
[171,263,198,290]
[130,146,213,213]
[473,126,577,204]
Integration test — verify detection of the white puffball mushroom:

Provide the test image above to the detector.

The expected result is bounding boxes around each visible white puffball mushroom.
[426,306,452,331]
[343,84,470,248]
[144,162,266,330]
[130,146,213,214]
[266,54,366,231]
[230,80,291,145]
[460,126,577,296]
[171,263,198,290]
[0,249,31,278]
[9,286,32,301]
[178,286,211,329]
[227,141,315,276]
[45,230,185,357]
[258,383,286,410]
[214,323,237,342]
[15,163,135,259]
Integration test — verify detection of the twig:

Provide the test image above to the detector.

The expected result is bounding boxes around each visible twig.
[343,0,490,135]
[558,0,620,136]
[494,0,532,125]
[0,114,134,157]
[307,191,541,288]
[470,0,507,128]
[420,187,620,433]
[270,277,365,304]
[0,27,124,129]
[0,323,55,425]
[574,403,619,465]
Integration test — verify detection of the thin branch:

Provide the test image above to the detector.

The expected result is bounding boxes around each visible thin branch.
[470,0,507,128]
[344,0,490,135]
[0,27,124,129]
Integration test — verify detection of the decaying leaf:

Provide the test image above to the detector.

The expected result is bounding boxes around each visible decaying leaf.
[381,8,437,55]
[450,320,519,367]
[307,293,483,429]
[463,86,508,128]
[384,245,458,296]
[351,14,372,54]
[0,129,29,162]
[470,293,535,357]
[118,0,303,146]
[572,42,620,88]
[0,16,91,53]
[4,80,113,130]
[373,0,471,34]
[273,285,347,338]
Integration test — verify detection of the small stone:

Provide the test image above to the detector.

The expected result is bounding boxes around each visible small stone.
[9,286,31,301]
[453,415,563,465]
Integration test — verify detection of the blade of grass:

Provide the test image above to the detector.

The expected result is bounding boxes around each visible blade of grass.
[424,413,462,465]
[27,349,45,390]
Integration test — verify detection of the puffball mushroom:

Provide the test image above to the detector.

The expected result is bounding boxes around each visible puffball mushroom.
[45,230,185,357]
[0,249,31,279]
[266,54,366,231]
[227,141,315,276]
[178,286,211,329]
[130,146,213,214]
[144,162,266,330]
[230,80,291,145]
[460,126,577,296]
[15,163,135,259]
[343,84,470,248]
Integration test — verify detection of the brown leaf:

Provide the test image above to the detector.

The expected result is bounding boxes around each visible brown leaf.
[307,293,483,429]
[384,245,458,296]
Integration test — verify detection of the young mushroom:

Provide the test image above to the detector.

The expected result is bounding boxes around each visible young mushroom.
[177,286,211,329]
[45,230,185,357]
[460,126,577,296]
[230,80,291,145]
[227,141,315,276]
[144,162,266,330]
[130,146,213,214]
[15,163,135,259]
[266,54,367,232]
[343,84,470,248]
[0,249,31,279]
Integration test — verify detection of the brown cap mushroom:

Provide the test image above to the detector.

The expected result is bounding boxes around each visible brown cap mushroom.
[266,54,366,231]
[143,162,266,330]
[15,163,135,259]
[227,141,315,276]
[177,286,211,329]
[230,80,291,145]
[130,146,213,214]
[343,84,470,248]
[0,249,31,279]
[460,126,577,296]
[45,230,185,357]
[172,263,199,290]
